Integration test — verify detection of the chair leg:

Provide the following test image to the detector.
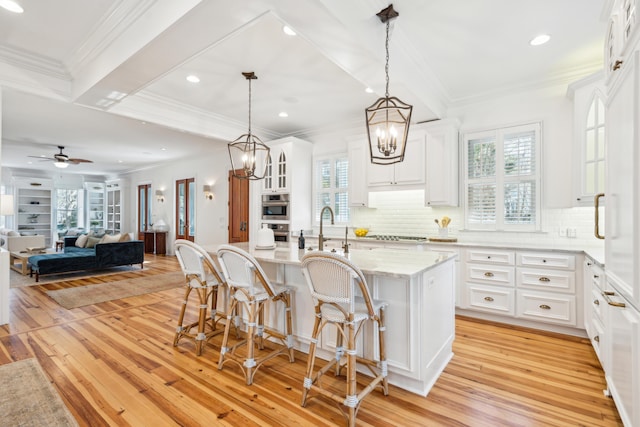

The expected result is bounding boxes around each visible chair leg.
[301,311,322,407]
[378,307,389,395]
[244,300,258,385]
[173,285,191,347]
[335,323,345,377]
[195,286,209,356]
[283,292,295,362]
[218,298,238,370]
[345,319,358,427]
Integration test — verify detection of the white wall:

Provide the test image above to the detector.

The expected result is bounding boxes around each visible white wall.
[121,143,230,253]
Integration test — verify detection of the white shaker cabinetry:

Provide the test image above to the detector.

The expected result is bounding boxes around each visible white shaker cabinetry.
[423,119,460,207]
[367,130,425,188]
[347,139,369,207]
[263,143,290,193]
[584,257,606,363]
[106,180,125,234]
[85,182,105,232]
[462,248,516,316]
[516,252,579,327]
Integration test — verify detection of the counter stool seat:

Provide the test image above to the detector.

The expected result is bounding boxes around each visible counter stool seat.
[300,251,389,427]
[216,244,295,385]
[173,239,229,356]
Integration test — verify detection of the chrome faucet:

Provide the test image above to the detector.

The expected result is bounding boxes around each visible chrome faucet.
[318,205,334,251]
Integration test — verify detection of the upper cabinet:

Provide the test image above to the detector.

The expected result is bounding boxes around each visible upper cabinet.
[606,0,639,84]
[568,74,606,206]
[106,179,125,234]
[263,145,289,193]
[367,131,425,188]
[423,119,460,207]
[348,139,369,207]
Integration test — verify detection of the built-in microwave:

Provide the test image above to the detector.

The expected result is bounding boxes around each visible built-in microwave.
[263,223,289,242]
[261,194,289,220]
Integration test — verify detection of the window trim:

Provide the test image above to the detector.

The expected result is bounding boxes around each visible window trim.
[463,122,542,232]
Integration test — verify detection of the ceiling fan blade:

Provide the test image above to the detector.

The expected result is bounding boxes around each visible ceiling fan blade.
[27,156,55,161]
[68,158,93,164]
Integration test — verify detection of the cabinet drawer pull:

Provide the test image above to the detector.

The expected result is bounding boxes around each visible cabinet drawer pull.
[484,272,494,277]
[602,291,626,308]
[538,277,550,282]
[594,335,600,343]
[487,256,491,259]
[613,59,623,70]
[484,296,494,302]
[542,259,547,263]
[539,304,551,310]
[593,299,599,306]
[593,275,599,279]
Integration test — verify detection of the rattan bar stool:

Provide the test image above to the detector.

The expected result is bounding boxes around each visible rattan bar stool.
[216,244,295,385]
[173,239,229,355]
[300,251,389,427]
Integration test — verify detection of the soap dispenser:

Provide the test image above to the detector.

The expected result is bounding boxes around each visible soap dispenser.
[298,230,305,249]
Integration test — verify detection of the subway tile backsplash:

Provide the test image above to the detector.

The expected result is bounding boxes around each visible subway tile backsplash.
[348,190,604,248]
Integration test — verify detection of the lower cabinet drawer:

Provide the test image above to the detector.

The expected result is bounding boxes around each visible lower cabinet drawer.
[466,284,515,316]
[589,316,605,364]
[517,268,575,292]
[466,264,514,286]
[516,290,576,326]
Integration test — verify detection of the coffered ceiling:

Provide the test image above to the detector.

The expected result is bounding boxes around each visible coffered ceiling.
[0,0,608,176]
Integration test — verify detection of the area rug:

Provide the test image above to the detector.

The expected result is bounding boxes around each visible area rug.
[0,358,78,426]
[46,271,184,309]
[10,264,145,288]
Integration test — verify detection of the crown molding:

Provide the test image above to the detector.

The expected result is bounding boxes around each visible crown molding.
[0,45,69,80]
[66,0,159,77]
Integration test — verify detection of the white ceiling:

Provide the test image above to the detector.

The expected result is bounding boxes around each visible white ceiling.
[0,0,608,176]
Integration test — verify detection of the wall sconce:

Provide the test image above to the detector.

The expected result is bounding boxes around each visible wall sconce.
[203,185,214,200]
[155,190,165,203]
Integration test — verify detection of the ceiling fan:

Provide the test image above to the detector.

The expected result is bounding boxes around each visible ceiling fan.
[29,146,93,169]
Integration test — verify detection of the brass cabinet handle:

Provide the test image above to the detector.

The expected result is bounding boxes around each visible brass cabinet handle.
[594,193,605,239]
[484,296,494,302]
[484,272,494,277]
[539,304,551,310]
[594,299,600,306]
[613,59,623,70]
[593,274,599,279]
[602,291,626,308]
[538,277,550,282]
[594,335,600,343]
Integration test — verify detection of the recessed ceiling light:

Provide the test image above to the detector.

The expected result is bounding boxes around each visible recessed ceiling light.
[282,26,296,36]
[118,160,123,163]
[365,87,374,94]
[161,148,167,151]
[530,34,551,46]
[279,111,289,118]
[186,75,200,83]
[0,0,23,13]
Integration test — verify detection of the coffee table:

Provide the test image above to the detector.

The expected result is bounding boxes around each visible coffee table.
[10,249,57,275]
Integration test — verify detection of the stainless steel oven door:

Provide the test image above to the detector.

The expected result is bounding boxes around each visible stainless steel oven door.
[261,204,289,220]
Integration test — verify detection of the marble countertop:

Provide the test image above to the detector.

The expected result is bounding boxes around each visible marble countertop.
[203,242,457,279]
[304,235,606,266]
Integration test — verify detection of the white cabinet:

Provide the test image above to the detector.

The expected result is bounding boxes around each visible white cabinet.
[606,0,639,84]
[15,180,53,247]
[603,275,640,427]
[263,144,289,193]
[584,257,606,363]
[367,130,425,188]
[423,119,460,207]
[106,180,125,234]
[85,182,105,232]
[348,140,368,207]
[459,247,583,332]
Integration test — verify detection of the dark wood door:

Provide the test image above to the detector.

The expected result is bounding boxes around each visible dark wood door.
[228,170,249,243]
[137,184,152,241]
[175,178,195,242]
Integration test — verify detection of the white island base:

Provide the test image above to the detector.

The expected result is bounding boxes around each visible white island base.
[207,243,457,396]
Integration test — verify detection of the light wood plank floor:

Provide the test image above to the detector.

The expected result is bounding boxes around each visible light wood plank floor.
[0,255,622,426]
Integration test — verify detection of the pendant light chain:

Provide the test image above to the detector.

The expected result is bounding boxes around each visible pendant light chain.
[248,77,252,135]
[384,20,390,98]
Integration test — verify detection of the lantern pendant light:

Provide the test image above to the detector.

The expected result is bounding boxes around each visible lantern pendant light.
[228,71,270,180]
[365,4,412,165]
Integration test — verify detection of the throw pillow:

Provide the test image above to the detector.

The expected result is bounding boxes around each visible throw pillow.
[8,230,20,237]
[100,234,121,244]
[119,233,132,242]
[85,236,101,248]
[75,234,89,248]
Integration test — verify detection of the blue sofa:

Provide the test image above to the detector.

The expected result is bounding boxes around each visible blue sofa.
[28,236,145,282]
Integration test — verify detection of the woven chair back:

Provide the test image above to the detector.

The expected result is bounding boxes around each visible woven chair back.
[175,239,224,286]
[300,252,374,316]
[216,245,277,297]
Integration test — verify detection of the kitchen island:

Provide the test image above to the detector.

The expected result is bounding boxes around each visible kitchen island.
[205,242,457,396]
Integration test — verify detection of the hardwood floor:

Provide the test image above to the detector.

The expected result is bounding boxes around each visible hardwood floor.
[0,254,622,426]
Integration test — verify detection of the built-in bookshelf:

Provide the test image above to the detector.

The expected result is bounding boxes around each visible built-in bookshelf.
[106,180,124,234]
[16,184,52,247]
[85,182,105,232]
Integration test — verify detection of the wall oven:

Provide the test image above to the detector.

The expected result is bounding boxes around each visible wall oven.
[263,223,289,242]
[262,194,289,221]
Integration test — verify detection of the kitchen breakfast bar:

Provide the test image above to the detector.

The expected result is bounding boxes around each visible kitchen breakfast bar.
[205,242,457,396]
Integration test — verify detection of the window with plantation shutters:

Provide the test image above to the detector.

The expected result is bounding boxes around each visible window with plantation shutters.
[314,155,349,224]
[464,123,541,231]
